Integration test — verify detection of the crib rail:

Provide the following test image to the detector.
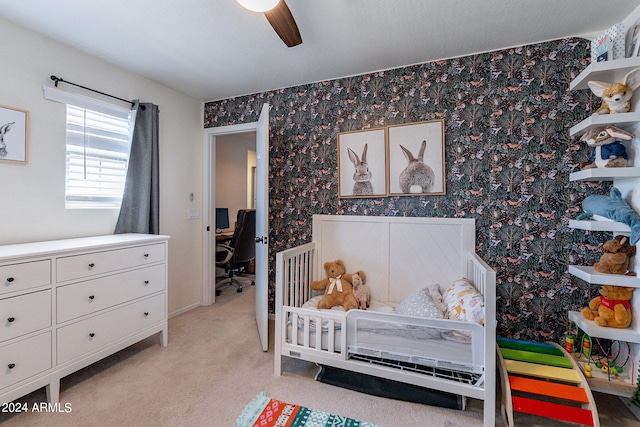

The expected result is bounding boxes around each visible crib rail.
[281,306,348,364]
[276,242,316,308]
[346,310,485,373]
[275,242,317,375]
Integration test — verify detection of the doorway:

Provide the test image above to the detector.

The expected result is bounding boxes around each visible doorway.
[202,104,269,351]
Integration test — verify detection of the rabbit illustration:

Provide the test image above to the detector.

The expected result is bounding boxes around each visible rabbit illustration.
[0,122,15,158]
[399,140,435,193]
[348,144,373,195]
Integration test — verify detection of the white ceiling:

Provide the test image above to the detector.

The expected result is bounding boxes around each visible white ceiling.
[0,0,638,102]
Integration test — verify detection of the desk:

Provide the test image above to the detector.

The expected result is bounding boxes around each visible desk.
[216,230,234,242]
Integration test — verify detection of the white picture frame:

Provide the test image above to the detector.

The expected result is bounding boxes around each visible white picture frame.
[0,104,28,164]
[337,128,387,198]
[387,120,445,196]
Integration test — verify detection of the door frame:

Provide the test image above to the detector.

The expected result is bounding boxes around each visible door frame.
[202,121,258,306]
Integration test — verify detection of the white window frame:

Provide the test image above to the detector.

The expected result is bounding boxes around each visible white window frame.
[44,86,135,209]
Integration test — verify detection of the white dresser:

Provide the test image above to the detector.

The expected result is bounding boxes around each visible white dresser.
[0,233,169,404]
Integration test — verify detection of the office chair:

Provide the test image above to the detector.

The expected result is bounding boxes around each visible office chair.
[215,209,256,296]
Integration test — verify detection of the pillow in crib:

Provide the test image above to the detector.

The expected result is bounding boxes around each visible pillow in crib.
[395,285,444,319]
[443,278,484,325]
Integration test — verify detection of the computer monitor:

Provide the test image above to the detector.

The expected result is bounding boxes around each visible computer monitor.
[215,208,230,231]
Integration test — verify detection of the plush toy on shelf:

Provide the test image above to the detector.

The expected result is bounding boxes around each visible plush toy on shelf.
[593,235,636,276]
[579,125,634,170]
[582,285,634,328]
[577,187,640,245]
[588,67,640,115]
[310,259,364,311]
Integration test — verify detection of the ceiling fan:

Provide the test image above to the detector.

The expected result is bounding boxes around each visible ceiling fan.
[237,0,302,47]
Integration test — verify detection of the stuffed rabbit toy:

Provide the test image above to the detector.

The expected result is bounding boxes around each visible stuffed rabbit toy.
[348,144,373,196]
[351,273,370,310]
[399,140,435,193]
[0,122,14,158]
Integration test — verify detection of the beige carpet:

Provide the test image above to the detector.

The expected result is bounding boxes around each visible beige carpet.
[1,281,639,426]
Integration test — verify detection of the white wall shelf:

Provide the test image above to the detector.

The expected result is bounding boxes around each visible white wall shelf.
[570,112,640,137]
[565,6,640,405]
[570,57,640,91]
[569,167,640,182]
[568,265,640,287]
[569,311,640,343]
[569,219,631,233]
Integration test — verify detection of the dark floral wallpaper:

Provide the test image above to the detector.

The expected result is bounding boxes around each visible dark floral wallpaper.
[204,38,608,342]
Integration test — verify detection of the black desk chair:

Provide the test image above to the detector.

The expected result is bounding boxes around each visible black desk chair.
[215,209,256,295]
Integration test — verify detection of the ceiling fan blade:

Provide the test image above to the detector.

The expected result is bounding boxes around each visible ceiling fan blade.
[264,1,302,47]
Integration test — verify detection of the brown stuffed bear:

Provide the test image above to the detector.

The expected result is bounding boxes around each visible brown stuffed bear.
[582,285,634,328]
[310,259,364,311]
[594,235,636,276]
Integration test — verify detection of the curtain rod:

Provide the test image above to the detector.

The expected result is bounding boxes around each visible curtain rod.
[50,75,140,109]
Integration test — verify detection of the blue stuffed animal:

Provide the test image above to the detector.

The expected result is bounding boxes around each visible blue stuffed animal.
[578,187,640,245]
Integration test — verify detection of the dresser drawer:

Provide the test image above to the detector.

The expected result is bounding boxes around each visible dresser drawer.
[57,264,166,323]
[0,332,51,390]
[57,294,165,364]
[0,290,51,343]
[56,243,165,282]
[0,260,51,296]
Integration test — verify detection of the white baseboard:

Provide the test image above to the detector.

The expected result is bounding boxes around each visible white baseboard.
[169,302,200,318]
[620,396,640,420]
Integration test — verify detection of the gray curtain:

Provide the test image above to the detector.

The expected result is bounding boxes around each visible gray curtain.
[114,102,160,234]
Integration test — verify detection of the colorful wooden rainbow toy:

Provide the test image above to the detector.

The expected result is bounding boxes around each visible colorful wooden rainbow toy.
[497,337,599,426]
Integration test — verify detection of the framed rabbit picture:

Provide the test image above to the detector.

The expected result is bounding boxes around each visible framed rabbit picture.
[0,105,28,164]
[337,128,387,198]
[387,120,445,196]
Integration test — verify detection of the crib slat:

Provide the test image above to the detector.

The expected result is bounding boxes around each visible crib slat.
[315,316,322,350]
[303,316,310,347]
[327,319,336,353]
[291,313,299,346]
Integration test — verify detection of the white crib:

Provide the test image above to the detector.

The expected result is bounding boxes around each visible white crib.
[275,215,497,427]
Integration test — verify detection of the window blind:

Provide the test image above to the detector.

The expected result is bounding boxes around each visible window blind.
[43,86,133,209]
[65,105,132,208]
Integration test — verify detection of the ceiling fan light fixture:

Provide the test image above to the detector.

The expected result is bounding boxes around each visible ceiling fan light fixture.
[237,0,280,12]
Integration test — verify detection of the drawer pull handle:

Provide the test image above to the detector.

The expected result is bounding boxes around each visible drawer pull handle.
[144,280,150,285]
[89,295,95,300]
[144,312,149,317]
[88,263,95,269]
[7,317,15,323]
[6,277,14,283]
[8,363,15,369]
[89,333,95,338]
[144,253,149,258]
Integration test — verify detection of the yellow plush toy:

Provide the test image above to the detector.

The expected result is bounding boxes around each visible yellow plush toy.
[310,259,363,311]
[582,285,634,328]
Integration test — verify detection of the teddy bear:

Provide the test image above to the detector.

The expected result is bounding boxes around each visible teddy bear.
[579,126,633,170]
[310,259,364,311]
[582,285,634,328]
[594,235,636,276]
[351,272,370,310]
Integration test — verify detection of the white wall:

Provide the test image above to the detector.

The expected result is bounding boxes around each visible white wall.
[0,18,204,316]
[215,133,256,225]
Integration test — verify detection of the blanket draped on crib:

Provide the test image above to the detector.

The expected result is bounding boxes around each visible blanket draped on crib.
[236,392,382,427]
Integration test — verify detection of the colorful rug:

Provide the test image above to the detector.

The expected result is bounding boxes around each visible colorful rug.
[236,392,383,427]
